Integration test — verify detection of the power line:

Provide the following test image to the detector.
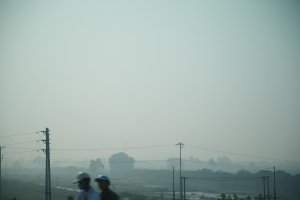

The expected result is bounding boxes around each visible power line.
[191,179,261,182]
[185,144,300,163]
[0,140,38,146]
[190,160,274,170]
[163,170,172,188]
[3,150,38,155]
[18,142,40,169]
[276,168,300,174]
[0,132,39,139]
[4,144,174,154]
[185,170,266,175]
[50,143,300,164]
[2,147,39,150]
[19,144,44,171]
[4,139,295,164]
[1,159,280,172]
[4,159,173,163]
[51,144,174,151]
[186,176,262,180]
[3,156,295,174]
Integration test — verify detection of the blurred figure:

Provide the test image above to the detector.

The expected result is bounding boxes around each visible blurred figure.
[95,175,119,200]
[67,196,74,200]
[73,172,100,200]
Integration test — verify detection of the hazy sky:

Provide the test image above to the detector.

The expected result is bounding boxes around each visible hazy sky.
[1,1,299,165]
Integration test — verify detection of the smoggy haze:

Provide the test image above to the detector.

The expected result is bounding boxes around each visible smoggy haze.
[0,1,299,165]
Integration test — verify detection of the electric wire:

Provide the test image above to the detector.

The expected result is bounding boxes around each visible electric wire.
[1,140,39,146]
[0,131,39,139]
[19,144,44,171]
[45,143,300,165]
[51,144,174,151]
[162,170,172,188]
[3,150,38,155]
[2,147,39,150]
[0,158,272,169]
[185,145,300,164]
[19,142,41,169]
[5,141,296,165]
[2,159,280,173]
[184,176,262,180]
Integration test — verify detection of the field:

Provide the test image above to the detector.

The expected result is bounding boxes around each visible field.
[1,167,299,200]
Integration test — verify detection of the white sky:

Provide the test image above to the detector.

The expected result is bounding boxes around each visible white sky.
[1,1,299,165]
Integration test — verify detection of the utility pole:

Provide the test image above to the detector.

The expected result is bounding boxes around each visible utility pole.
[176,142,184,199]
[5,158,7,178]
[37,175,40,185]
[112,183,117,191]
[156,189,167,200]
[182,177,187,200]
[42,127,51,200]
[261,177,266,200]
[54,177,60,188]
[173,166,175,200]
[274,166,276,200]
[267,176,270,200]
[0,146,3,200]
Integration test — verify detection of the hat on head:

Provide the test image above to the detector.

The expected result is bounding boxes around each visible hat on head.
[73,172,90,184]
[95,175,110,184]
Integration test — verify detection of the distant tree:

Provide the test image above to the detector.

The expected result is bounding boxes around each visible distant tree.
[13,161,21,169]
[33,156,45,167]
[218,193,226,200]
[197,168,213,173]
[109,152,135,171]
[245,196,251,200]
[89,160,98,172]
[65,166,78,174]
[89,158,105,172]
[217,156,232,165]
[12,158,26,169]
[227,195,232,200]
[189,156,194,161]
[233,194,238,200]
[166,157,185,169]
[96,158,104,170]
[254,194,264,200]
[236,169,253,177]
[209,158,216,168]
[189,156,201,164]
